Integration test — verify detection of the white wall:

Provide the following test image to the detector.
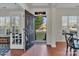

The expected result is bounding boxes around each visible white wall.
[46,8,52,45]
[51,8,57,47]
[19,3,31,13]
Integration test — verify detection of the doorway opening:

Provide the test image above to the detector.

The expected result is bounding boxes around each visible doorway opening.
[34,16,47,43]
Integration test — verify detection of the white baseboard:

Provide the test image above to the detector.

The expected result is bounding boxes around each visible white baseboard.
[56,39,66,42]
[46,43,51,45]
[46,39,65,48]
[51,43,56,48]
[46,42,56,47]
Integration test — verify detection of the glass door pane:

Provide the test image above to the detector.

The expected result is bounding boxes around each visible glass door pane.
[62,16,68,34]
[5,16,10,35]
[5,16,10,27]
[69,16,77,28]
[69,16,77,33]
[15,16,20,26]
[62,16,68,29]
[0,16,5,26]
[0,16,6,35]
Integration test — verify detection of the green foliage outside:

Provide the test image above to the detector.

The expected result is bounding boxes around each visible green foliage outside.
[35,16,43,29]
[36,32,45,40]
[35,16,45,40]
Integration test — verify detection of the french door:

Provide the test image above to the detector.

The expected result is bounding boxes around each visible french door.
[25,10,35,50]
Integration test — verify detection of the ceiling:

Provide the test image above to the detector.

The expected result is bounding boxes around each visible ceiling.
[27,3,79,8]
[0,3,79,10]
[55,3,79,8]
[27,3,51,8]
[0,3,23,10]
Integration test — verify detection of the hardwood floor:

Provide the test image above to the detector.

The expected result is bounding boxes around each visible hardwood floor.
[22,42,79,56]
[47,42,66,56]
[22,43,48,56]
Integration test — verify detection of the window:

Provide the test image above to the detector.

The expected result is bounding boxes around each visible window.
[62,16,68,27]
[0,16,20,35]
[6,16,10,24]
[0,16,5,26]
[62,16,77,33]
[69,16,77,28]
[15,16,20,26]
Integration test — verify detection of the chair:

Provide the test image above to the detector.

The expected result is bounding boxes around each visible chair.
[65,33,79,56]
